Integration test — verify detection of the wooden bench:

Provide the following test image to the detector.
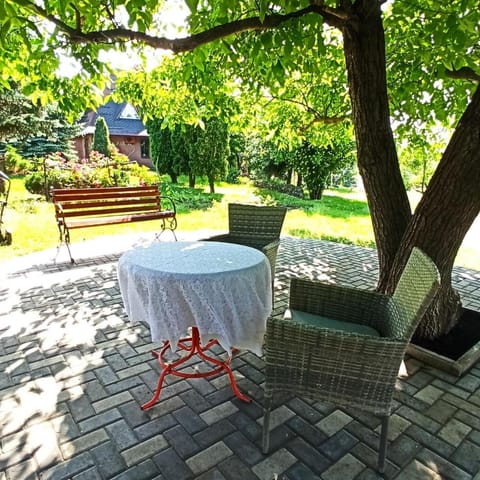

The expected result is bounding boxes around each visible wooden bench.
[52,185,177,263]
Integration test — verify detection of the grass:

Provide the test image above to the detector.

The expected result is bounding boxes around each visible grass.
[1,176,479,271]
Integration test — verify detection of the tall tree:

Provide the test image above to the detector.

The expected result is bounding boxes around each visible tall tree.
[146,118,179,183]
[0,85,49,143]
[188,118,230,193]
[92,117,110,157]
[1,1,479,339]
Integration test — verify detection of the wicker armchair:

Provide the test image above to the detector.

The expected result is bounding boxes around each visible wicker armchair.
[262,247,440,473]
[204,203,287,284]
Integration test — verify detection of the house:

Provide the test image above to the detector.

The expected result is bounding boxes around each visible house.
[74,100,152,168]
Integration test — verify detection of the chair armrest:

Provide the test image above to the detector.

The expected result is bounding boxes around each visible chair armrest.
[264,316,407,412]
[289,277,394,333]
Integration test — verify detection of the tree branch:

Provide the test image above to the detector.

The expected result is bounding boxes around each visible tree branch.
[269,94,349,129]
[19,1,346,52]
[445,67,480,83]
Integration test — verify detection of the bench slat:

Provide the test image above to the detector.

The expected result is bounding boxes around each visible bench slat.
[52,186,159,196]
[65,211,175,228]
[56,197,160,211]
[59,204,165,218]
[53,191,159,202]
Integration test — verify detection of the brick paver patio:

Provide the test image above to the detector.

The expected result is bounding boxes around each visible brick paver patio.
[1,233,480,480]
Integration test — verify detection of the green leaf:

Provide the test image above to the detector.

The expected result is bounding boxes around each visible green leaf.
[185,0,198,12]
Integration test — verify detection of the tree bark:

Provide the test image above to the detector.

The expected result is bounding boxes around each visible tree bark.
[386,85,480,339]
[341,3,412,287]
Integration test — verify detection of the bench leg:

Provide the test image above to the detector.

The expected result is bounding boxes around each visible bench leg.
[55,225,75,264]
[156,217,177,241]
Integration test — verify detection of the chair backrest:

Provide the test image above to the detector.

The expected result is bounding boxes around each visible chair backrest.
[390,247,440,340]
[228,203,287,239]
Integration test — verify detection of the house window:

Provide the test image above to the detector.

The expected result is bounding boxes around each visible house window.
[141,139,150,158]
[119,103,140,120]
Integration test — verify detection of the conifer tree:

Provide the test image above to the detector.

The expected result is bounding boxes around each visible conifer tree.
[92,117,110,156]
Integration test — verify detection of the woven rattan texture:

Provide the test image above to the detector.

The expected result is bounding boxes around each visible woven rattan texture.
[205,203,287,279]
[264,247,440,416]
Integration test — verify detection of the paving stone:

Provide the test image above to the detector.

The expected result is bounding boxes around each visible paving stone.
[117,401,150,428]
[396,406,442,435]
[223,431,263,466]
[180,388,212,414]
[60,429,109,459]
[228,411,262,442]
[105,376,144,395]
[134,414,177,441]
[164,424,201,459]
[286,397,324,424]
[90,440,127,478]
[5,457,38,480]
[40,452,95,480]
[194,419,236,449]
[153,447,193,480]
[71,467,102,480]
[321,453,365,480]
[251,448,297,480]
[424,399,458,424]
[199,401,238,425]
[318,430,358,462]
[106,419,138,450]
[258,405,295,430]
[83,380,109,402]
[94,365,119,385]
[286,415,328,447]
[25,421,62,470]
[68,394,96,422]
[414,385,444,405]
[173,405,208,434]
[284,462,321,480]
[286,436,331,474]
[112,460,161,480]
[78,408,122,434]
[394,459,442,480]
[121,434,168,467]
[345,421,380,451]
[195,469,226,480]
[451,439,480,474]
[405,425,455,458]
[217,455,258,480]
[417,448,471,480]
[387,431,421,467]
[438,418,472,447]
[316,410,353,437]
[455,373,480,392]
[185,441,233,476]
[92,391,133,413]
[265,422,297,452]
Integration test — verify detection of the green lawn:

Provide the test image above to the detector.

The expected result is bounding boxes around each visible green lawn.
[1,176,479,271]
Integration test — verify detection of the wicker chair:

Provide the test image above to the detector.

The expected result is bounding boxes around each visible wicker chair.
[204,203,287,286]
[262,247,440,473]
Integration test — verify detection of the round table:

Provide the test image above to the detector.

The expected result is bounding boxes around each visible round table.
[117,241,272,408]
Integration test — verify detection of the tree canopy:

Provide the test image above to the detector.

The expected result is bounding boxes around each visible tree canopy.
[1,0,479,339]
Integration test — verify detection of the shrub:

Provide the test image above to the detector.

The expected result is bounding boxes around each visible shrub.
[4,145,33,174]
[253,178,304,198]
[24,150,160,195]
[24,172,46,195]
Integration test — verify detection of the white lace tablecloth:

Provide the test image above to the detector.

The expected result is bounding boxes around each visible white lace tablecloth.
[117,241,272,355]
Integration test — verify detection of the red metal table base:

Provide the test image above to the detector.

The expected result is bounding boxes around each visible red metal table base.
[141,327,251,410]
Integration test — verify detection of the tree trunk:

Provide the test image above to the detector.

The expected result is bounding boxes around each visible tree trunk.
[208,176,215,193]
[386,85,480,339]
[189,173,195,188]
[342,3,412,287]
